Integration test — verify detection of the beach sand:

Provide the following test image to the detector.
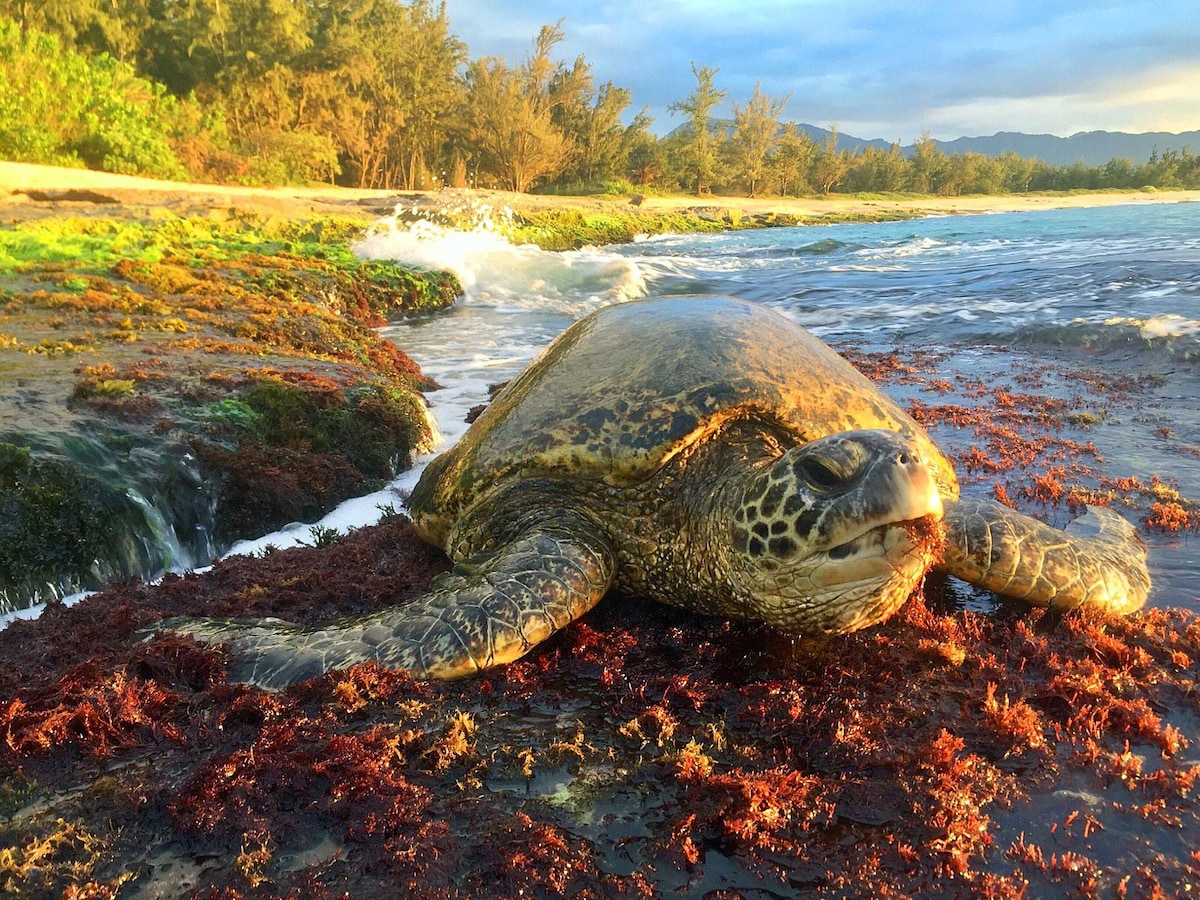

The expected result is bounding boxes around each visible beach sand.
[2,159,1197,225]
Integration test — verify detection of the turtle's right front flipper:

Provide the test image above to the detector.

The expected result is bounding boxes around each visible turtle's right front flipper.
[159,518,616,689]
[939,497,1151,614]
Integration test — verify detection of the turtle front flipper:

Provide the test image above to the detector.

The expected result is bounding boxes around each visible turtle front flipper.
[939,497,1150,614]
[160,521,616,689]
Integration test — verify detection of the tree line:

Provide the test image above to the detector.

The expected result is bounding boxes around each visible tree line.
[2,2,1198,196]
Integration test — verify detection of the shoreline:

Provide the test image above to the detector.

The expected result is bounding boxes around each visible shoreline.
[3,160,1198,229]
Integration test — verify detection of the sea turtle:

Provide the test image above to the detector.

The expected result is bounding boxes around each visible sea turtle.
[165,296,1151,687]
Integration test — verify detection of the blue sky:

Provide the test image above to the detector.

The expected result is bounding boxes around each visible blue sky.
[442,0,1200,141]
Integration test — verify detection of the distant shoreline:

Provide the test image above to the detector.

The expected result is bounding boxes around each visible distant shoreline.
[2,160,1198,229]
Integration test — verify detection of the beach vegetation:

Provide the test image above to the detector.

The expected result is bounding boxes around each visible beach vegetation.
[4,10,1199,197]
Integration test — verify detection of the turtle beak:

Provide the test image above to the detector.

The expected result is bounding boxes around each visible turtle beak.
[842,433,944,543]
[891,447,943,523]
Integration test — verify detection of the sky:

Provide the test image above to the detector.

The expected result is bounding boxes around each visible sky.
[441,0,1200,142]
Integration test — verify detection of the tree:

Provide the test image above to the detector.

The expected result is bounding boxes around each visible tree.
[998,151,1038,192]
[845,143,907,193]
[907,131,943,194]
[386,0,467,189]
[668,62,726,195]
[0,0,152,61]
[139,0,312,100]
[768,123,817,195]
[626,129,666,186]
[727,82,789,196]
[556,81,635,184]
[811,126,850,194]
[465,23,582,191]
[1,0,100,43]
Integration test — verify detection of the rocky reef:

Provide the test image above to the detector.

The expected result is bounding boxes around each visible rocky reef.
[0,512,1197,898]
[0,207,460,609]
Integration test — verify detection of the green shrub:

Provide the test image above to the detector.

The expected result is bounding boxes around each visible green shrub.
[235,127,341,186]
[0,19,193,179]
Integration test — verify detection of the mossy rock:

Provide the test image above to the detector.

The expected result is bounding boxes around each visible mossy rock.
[0,211,452,609]
[240,379,426,479]
[0,442,107,604]
[191,377,430,543]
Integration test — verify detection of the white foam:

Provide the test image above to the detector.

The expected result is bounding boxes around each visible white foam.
[855,236,950,259]
[355,200,649,317]
[1114,313,1200,340]
[1131,283,1181,301]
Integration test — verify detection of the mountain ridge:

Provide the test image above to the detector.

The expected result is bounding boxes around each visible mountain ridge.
[796,125,1200,166]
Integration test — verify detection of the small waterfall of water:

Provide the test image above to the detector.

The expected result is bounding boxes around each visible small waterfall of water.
[123,487,199,574]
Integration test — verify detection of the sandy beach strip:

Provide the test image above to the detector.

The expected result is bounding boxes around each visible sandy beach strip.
[2,159,1198,224]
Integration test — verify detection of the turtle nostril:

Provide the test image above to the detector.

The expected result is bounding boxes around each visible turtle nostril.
[898,452,911,465]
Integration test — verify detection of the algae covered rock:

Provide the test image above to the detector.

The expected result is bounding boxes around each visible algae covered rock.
[0,442,108,605]
[0,213,457,610]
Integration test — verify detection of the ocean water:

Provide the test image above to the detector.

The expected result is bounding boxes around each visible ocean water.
[362,199,1200,612]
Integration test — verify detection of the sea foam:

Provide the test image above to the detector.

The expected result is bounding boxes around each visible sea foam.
[355,198,648,316]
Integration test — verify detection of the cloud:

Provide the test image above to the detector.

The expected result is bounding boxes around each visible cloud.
[442,0,1200,139]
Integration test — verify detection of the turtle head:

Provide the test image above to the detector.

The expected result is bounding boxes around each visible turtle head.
[729,429,944,634]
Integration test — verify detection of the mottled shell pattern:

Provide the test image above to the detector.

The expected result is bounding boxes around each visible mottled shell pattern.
[410,295,958,546]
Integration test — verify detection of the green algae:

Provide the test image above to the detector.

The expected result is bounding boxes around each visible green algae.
[506,208,727,250]
[0,214,368,275]
[241,379,427,479]
[503,204,927,250]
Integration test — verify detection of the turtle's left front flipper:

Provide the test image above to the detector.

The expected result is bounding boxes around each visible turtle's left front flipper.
[159,519,616,689]
[939,497,1151,614]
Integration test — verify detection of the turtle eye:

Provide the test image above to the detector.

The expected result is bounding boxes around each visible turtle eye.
[798,457,843,489]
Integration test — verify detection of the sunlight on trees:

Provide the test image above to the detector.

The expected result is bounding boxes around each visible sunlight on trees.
[2,4,1197,195]
[728,83,790,197]
[466,23,582,192]
[668,63,727,196]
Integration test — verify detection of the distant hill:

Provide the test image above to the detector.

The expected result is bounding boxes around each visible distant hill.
[670,120,1198,166]
[792,124,894,155]
[793,124,1200,166]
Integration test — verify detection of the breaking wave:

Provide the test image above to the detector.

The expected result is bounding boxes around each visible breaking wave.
[355,198,648,316]
[1009,314,1200,362]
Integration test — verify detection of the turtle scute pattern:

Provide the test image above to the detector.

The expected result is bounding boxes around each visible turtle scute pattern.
[734,464,824,562]
[410,294,956,549]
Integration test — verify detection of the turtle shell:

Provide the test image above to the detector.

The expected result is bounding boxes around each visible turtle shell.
[410,295,957,543]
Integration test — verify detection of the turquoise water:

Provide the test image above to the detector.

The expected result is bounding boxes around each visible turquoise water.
[617,203,1200,355]
[373,200,1200,612]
